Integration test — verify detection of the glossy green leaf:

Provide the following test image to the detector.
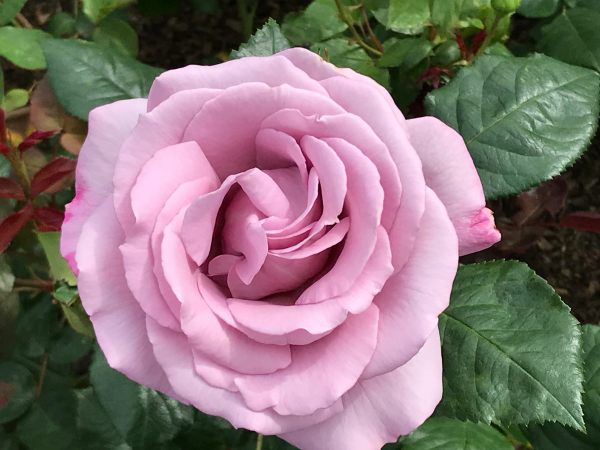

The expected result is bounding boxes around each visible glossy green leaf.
[0,27,50,70]
[231,18,290,59]
[36,231,76,285]
[524,325,600,449]
[0,362,35,423]
[90,350,193,449]
[76,388,130,450]
[387,0,430,34]
[438,261,584,430]
[16,377,78,450]
[46,12,77,37]
[59,300,94,337]
[518,0,559,17]
[15,298,59,359]
[379,37,433,69]
[48,327,92,365]
[538,8,600,72]
[83,0,134,23]
[311,39,390,88]
[42,39,162,120]
[565,0,600,10]
[0,0,26,26]
[282,0,346,46]
[403,418,513,450]
[92,17,138,56]
[3,88,28,113]
[425,54,600,199]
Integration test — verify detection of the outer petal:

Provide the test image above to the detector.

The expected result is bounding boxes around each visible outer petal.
[75,196,174,395]
[363,188,457,378]
[280,330,443,450]
[61,98,147,272]
[407,117,500,255]
[146,317,345,435]
[147,54,328,110]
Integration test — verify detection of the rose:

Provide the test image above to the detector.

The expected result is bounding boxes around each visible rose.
[60,48,500,450]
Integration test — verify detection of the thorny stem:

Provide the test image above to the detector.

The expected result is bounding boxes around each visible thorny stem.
[334,0,383,57]
[6,106,30,120]
[475,14,502,57]
[14,278,54,291]
[361,6,384,52]
[255,434,264,450]
[6,149,31,197]
[35,353,48,399]
[236,0,257,40]
[14,12,33,28]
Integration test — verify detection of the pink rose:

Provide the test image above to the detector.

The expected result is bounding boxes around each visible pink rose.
[61,48,499,450]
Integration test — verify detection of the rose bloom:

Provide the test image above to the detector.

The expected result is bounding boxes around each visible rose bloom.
[61,48,499,450]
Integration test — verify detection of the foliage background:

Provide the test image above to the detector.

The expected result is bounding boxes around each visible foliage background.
[1,0,600,449]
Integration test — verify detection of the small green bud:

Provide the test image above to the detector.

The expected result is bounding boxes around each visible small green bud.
[491,0,520,14]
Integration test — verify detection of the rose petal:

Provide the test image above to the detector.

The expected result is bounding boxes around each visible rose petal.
[280,330,443,450]
[363,188,458,378]
[181,83,345,179]
[235,305,379,416]
[146,317,344,435]
[147,54,329,110]
[75,196,175,395]
[407,117,500,255]
[61,99,146,272]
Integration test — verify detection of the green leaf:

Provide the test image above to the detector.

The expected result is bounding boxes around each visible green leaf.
[438,261,584,430]
[83,0,134,23]
[16,377,78,450]
[0,27,50,70]
[42,39,162,120]
[59,299,94,337]
[387,0,430,34]
[518,0,560,17]
[402,417,513,450]
[90,350,193,449]
[0,428,18,450]
[46,12,77,37]
[379,37,433,69]
[0,361,35,423]
[425,54,600,199]
[2,88,28,112]
[0,0,26,26]
[538,8,600,73]
[311,39,390,88]
[76,388,130,450]
[565,0,600,10]
[524,325,600,449]
[231,18,290,59]
[93,17,139,57]
[48,327,92,365]
[36,231,76,285]
[282,0,347,46]
[15,298,59,359]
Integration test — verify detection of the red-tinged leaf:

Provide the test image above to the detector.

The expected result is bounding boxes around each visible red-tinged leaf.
[17,130,59,152]
[560,211,600,233]
[30,157,76,197]
[471,30,487,55]
[455,30,469,60]
[0,143,9,155]
[0,108,6,144]
[0,178,25,200]
[34,206,64,231]
[0,204,33,253]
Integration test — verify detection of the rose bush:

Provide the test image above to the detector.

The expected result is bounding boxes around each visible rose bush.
[60,48,499,450]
